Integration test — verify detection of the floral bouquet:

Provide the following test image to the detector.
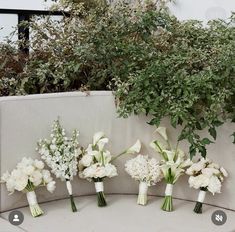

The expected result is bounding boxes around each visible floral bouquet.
[186,158,228,214]
[150,127,192,212]
[79,132,141,207]
[37,119,82,212]
[125,154,163,205]
[1,157,56,217]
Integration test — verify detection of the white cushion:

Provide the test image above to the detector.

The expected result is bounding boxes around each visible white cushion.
[0,91,235,212]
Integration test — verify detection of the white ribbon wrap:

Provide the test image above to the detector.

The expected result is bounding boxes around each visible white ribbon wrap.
[26,191,38,206]
[95,182,104,193]
[197,190,206,203]
[66,181,73,195]
[165,184,173,196]
[139,182,148,195]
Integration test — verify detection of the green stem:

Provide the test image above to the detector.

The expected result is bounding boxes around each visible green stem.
[111,151,126,162]
[161,195,173,212]
[69,195,77,212]
[97,191,107,207]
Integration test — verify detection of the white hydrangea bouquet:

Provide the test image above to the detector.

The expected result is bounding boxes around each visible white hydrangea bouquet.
[150,127,192,212]
[0,157,56,217]
[79,132,141,207]
[37,119,82,212]
[186,157,228,214]
[125,154,163,206]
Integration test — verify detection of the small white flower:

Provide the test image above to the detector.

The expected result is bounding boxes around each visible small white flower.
[34,160,45,170]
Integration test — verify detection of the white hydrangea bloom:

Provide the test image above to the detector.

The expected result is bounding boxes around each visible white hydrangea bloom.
[125,155,163,186]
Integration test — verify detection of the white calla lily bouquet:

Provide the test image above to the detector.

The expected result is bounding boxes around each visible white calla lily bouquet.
[79,132,141,207]
[150,127,192,212]
[37,119,82,212]
[186,158,228,213]
[1,157,56,217]
[125,154,163,205]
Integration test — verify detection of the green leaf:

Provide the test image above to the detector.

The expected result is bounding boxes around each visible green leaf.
[198,146,207,158]
[189,145,196,159]
[209,127,217,140]
[201,138,214,145]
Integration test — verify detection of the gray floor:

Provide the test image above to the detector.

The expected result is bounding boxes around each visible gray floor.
[1,195,234,232]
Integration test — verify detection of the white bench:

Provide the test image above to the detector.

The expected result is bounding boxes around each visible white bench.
[1,92,235,231]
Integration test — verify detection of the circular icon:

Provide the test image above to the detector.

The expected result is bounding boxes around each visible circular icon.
[211,210,227,226]
[8,210,24,226]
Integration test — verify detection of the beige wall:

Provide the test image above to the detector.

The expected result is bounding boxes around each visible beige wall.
[0,91,234,212]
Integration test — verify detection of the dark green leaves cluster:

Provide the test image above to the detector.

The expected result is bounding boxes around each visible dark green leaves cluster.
[115,10,235,158]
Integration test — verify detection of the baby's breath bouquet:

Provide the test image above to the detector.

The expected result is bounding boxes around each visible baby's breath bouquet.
[79,132,141,207]
[186,158,228,214]
[1,157,56,217]
[125,154,163,205]
[150,127,192,212]
[37,119,82,212]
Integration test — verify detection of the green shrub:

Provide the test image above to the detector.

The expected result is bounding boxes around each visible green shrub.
[114,11,235,157]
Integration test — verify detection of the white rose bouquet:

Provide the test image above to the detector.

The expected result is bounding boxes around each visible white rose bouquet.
[125,154,163,205]
[150,127,192,212]
[37,119,82,212]
[79,132,141,207]
[186,158,228,214]
[0,157,56,217]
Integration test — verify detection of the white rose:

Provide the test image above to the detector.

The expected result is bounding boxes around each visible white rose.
[105,164,118,178]
[14,174,28,191]
[81,155,93,167]
[6,177,15,193]
[29,170,43,187]
[202,168,219,177]
[1,171,10,182]
[94,166,106,178]
[47,181,56,193]
[83,165,96,178]
[208,176,221,195]
[220,167,228,177]
[24,165,35,175]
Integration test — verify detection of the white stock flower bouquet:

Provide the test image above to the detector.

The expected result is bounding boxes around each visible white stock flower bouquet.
[125,154,163,205]
[186,158,228,214]
[150,127,192,212]
[1,157,56,217]
[37,119,82,212]
[79,132,141,207]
